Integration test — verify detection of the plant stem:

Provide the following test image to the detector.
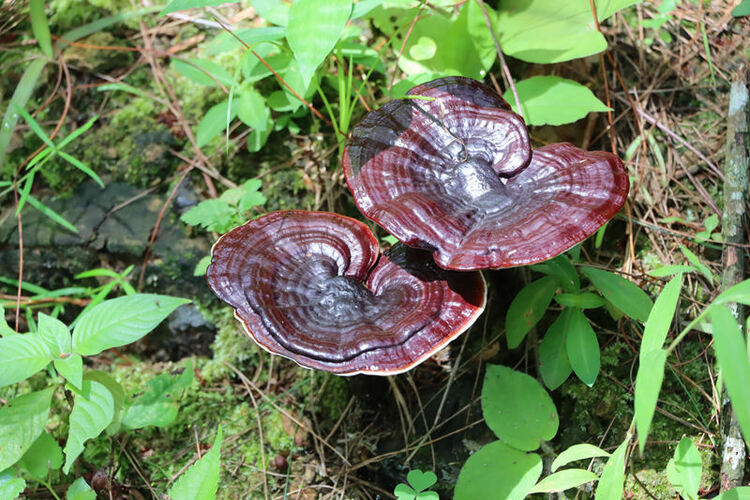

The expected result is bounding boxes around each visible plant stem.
[719,67,749,492]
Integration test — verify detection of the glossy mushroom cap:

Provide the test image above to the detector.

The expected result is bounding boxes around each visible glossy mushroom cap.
[206,211,486,375]
[343,76,629,270]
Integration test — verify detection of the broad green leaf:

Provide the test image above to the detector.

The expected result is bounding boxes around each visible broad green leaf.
[551,443,610,472]
[581,267,653,322]
[196,100,238,148]
[72,294,190,356]
[172,58,232,87]
[648,265,696,277]
[193,255,211,277]
[503,76,610,126]
[531,255,579,292]
[251,0,290,26]
[206,27,285,54]
[55,353,83,390]
[160,0,227,16]
[29,0,52,57]
[497,0,638,63]
[38,313,71,356]
[640,275,682,356]
[455,441,542,500]
[18,432,63,479]
[407,469,437,492]
[539,310,573,390]
[0,305,15,337]
[481,364,558,450]
[0,333,54,387]
[351,0,383,19]
[66,477,97,500]
[666,437,702,500]
[286,0,352,87]
[733,0,750,16]
[0,59,46,169]
[237,88,271,132]
[679,245,713,284]
[180,198,235,233]
[635,349,667,453]
[84,371,125,436]
[714,487,750,499]
[528,469,599,494]
[0,388,54,471]
[394,483,417,500]
[594,439,627,500]
[0,471,26,500]
[63,379,115,473]
[710,305,750,444]
[167,427,222,500]
[714,279,750,307]
[505,276,558,349]
[554,292,605,309]
[565,309,600,386]
[122,361,194,429]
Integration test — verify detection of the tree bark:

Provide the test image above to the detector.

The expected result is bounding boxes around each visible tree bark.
[719,67,749,491]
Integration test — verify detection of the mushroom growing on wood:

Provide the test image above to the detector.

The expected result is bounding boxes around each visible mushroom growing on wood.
[206,211,486,375]
[343,76,629,270]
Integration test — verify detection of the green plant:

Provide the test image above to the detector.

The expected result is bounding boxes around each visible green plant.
[394,469,439,500]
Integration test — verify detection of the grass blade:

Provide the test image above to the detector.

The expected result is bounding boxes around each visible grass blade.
[0,59,46,169]
[25,194,78,233]
[29,0,53,57]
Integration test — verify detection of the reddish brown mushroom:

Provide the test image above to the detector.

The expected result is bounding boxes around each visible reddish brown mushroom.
[343,76,629,270]
[206,211,486,375]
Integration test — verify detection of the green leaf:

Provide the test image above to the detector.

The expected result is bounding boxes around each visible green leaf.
[0,388,54,471]
[72,294,189,356]
[565,308,600,386]
[551,443,610,472]
[38,313,71,357]
[63,379,115,474]
[455,441,542,500]
[251,0,290,26]
[66,477,96,500]
[206,27,285,54]
[193,255,212,277]
[640,275,682,355]
[0,333,54,388]
[481,364,558,451]
[679,245,713,284]
[0,59,46,169]
[0,305,15,337]
[732,0,750,17]
[54,354,83,390]
[407,469,437,492]
[167,427,222,500]
[29,0,52,57]
[181,198,236,233]
[160,0,228,16]
[539,311,573,391]
[172,58,233,87]
[18,432,63,479]
[497,0,638,63]
[505,276,558,349]
[122,361,194,429]
[26,194,78,233]
[286,0,352,87]
[581,267,653,322]
[394,483,417,499]
[666,437,702,500]
[648,265,696,277]
[237,88,271,132]
[634,349,667,453]
[84,371,125,436]
[528,469,599,494]
[196,100,238,148]
[710,305,750,445]
[713,279,750,307]
[714,487,750,499]
[0,471,25,500]
[554,292,605,309]
[531,255,579,292]
[594,439,627,500]
[503,76,610,126]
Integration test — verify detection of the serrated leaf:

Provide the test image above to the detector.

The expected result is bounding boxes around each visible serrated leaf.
[181,198,235,233]
[505,276,558,349]
[286,0,352,88]
[38,313,72,357]
[160,0,227,16]
[528,469,599,494]
[167,427,222,500]
[666,437,701,500]
[54,353,83,390]
[83,371,125,436]
[455,441,542,500]
[539,311,573,391]
[594,439,627,500]
[551,443,610,472]
[63,379,115,474]
[18,432,63,479]
[172,58,233,87]
[72,294,189,356]
[565,309,600,386]
[482,364,558,450]
[554,292,605,309]
[0,333,54,388]
[710,305,750,445]
[237,88,271,132]
[635,349,667,453]
[0,388,54,472]
[582,267,653,322]
[196,100,238,148]
[0,471,26,500]
[66,477,96,500]
[503,76,610,126]
[122,361,194,429]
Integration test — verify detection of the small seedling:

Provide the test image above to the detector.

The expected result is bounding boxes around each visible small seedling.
[394,469,439,500]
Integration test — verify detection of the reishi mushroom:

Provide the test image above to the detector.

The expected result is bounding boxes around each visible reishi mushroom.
[343,76,629,270]
[206,210,486,375]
